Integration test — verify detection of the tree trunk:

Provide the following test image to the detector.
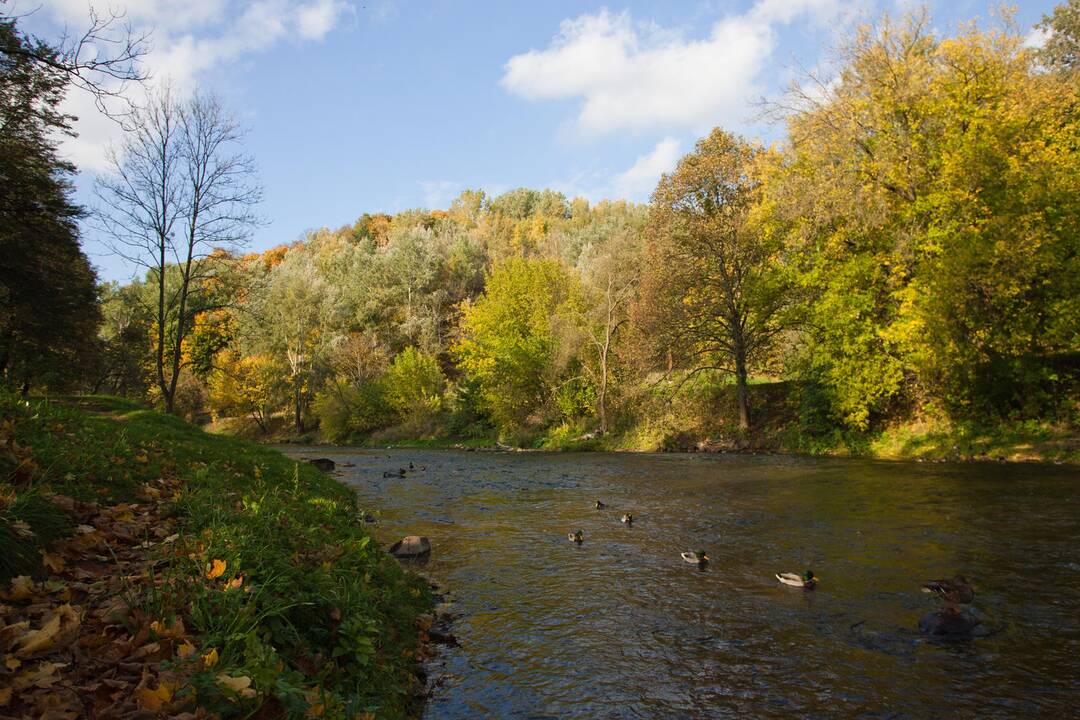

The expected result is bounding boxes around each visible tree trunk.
[294,384,304,434]
[734,347,750,431]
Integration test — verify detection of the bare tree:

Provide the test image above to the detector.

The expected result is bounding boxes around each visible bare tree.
[1,1,149,115]
[97,86,262,413]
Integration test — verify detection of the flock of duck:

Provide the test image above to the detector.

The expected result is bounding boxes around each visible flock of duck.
[572,499,979,637]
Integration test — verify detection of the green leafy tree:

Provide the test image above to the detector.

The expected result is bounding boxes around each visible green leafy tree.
[454,257,579,432]
[634,129,796,430]
[384,346,446,422]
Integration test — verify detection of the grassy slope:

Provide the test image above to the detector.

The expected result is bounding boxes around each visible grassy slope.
[1,393,430,718]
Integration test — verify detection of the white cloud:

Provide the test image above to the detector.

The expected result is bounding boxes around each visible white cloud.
[613,137,681,199]
[501,1,849,137]
[1023,27,1050,50]
[420,180,460,209]
[31,0,352,170]
[297,0,349,40]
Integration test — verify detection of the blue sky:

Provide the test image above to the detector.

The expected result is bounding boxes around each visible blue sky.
[17,0,1060,280]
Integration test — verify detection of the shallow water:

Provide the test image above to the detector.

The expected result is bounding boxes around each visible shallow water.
[283,448,1080,718]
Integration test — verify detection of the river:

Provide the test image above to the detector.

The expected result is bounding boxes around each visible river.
[283,448,1080,718]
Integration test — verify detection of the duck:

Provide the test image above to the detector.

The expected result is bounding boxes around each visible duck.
[681,550,709,566]
[382,469,405,478]
[921,575,973,604]
[595,500,606,509]
[776,570,817,589]
[620,513,633,525]
[568,530,584,544]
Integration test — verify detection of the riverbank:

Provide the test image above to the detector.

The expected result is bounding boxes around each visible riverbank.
[205,378,1079,465]
[0,393,432,718]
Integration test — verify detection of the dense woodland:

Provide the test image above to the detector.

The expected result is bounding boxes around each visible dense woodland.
[4,4,1080,454]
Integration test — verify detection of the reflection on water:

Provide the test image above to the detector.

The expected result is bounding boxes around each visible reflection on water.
[283,448,1080,718]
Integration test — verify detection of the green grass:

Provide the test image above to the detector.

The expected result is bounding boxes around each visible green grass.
[1,392,431,718]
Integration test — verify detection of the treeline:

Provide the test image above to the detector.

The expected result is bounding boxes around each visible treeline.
[6,6,1080,452]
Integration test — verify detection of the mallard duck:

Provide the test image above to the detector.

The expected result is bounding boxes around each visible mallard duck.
[776,570,817,588]
[681,550,709,565]
[621,513,633,525]
[595,500,606,509]
[568,530,584,544]
[921,575,973,604]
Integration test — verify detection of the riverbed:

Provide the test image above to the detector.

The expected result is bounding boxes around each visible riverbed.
[282,448,1080,718]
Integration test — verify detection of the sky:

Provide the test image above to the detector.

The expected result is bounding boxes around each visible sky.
[13,0,1060,281]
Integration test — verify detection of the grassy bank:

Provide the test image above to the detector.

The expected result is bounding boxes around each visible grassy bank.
[0,392,431,718]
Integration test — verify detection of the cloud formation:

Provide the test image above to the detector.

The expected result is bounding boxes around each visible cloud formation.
[501,1,847,137]
[33,0,352,170]
[612,137,680,199]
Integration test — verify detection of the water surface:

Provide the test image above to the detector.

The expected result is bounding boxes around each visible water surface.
[284,448,1080,718]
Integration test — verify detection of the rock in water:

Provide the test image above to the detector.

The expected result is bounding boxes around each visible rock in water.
[308,458,335,472]
[919,607,979,637]
[389,535,431,558]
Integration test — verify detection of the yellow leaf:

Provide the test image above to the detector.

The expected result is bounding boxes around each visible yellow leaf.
[206,559,226,579]
[12,660,67,690]
[0,686,10,706]
[177,640,197,659]
[7,575,35,600]
[217,673,257,699]
[5,657,20,670]
[223,575,244,591]
[135,681,177,711]
[14,614,60,657]
[41,551,65,573]
[11,520,33,538]
[202,647,219,668]
[307,702,325,718]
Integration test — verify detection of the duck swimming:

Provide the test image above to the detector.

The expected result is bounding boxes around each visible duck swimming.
[921,575,973,604]
[595,500,606,509]
[681,550,709,566]
[621,513,633,525]
[568,530,584,544]
[776,570,817,589]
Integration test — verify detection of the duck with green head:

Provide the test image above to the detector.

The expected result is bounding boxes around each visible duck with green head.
[776,570,817,589]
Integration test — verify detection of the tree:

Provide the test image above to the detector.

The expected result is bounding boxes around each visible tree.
[0,14,102,390]
[384,346,445,423]
[770,12,1080,423]
[634,129,795,430]
[1038,0,1080,74]
[0,1,147,114]
[574,228,641,434]
[97,86,261,413]
[454,257,578,432]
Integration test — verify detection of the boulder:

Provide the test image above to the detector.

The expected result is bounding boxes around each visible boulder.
[389,535,431,558]
[308,458,335,472]
[919,607,979,637]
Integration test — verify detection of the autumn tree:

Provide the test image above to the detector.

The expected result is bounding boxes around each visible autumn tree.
[634,129,795,430]
[97,86,261,413]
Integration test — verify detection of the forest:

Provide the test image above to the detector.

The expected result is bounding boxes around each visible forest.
[5,4,1080,460]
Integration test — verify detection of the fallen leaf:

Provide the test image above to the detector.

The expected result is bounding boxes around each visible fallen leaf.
[134,681,177,711]
[11,520,34,538]
[14,614,61,656]
[217,673,257,699]
[41,551,66,573]
[206,559,226,579]
[177,640,197,659]
[0,687,10,706]
[223,575,244,591]
[13,660,67,690]
[7,575,35,600]
[202,647,219,668]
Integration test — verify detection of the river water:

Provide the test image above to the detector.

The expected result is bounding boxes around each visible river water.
[284,448,1080,718]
